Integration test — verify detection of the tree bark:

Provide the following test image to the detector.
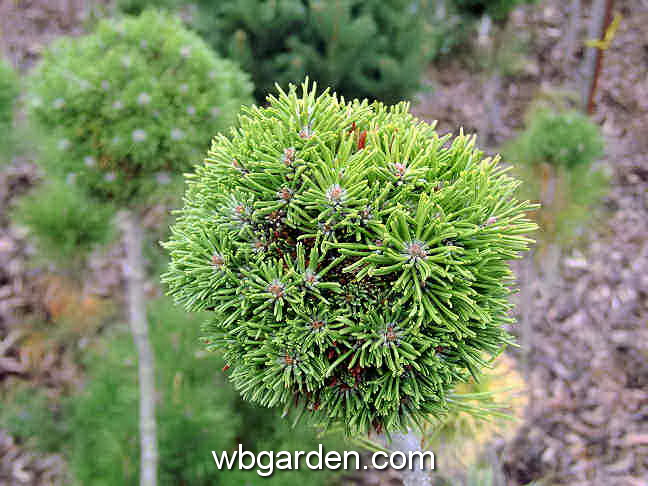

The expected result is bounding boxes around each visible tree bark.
[122,211,158,486]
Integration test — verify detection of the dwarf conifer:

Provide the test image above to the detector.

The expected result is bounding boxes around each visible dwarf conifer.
[164,81,537,435]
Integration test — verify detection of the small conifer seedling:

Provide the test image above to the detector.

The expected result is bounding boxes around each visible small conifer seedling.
[164,81,537,436]
[11,179,114,265]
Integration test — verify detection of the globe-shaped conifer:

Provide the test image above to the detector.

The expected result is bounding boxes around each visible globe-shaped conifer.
[28,10,253,204]
[163,81,537,435]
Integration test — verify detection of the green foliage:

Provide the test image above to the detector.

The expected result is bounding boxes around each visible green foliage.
[11,178,114,264]
[28,10,253,205]
[163,81,537,436]
[451,0,535,22]
[64,298,343,485]
[418,0,473,59]
[504,106,607,246]
[206,0,437,103]
[506,108,604,170]
[0,58,19,151]
[464,467,495,486]
[433,465,540,486]
[66,300,233,485]
[120,0,438,103]
[0,384,67,453]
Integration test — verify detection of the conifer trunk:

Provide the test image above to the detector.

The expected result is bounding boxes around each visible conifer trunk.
[388,431,432,486]
[478,15,502,146]
[122,211,158,486]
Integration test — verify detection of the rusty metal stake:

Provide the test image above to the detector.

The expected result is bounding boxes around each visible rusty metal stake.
[583,0,615,114]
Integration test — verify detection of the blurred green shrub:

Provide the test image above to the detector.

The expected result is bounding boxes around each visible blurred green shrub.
[119,0,440,103]
[71,299,345,485]
[11,179,114,265]
[28,10,253,205]
[504,106,607,245]
[202,0,438,103]
[506,108,604,170]
[0,58,19,152]
[1,298,345,485]
[0,384,66,453]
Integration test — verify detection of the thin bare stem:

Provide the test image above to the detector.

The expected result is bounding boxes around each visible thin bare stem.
[122,210,158,486]
[385,430,433,486]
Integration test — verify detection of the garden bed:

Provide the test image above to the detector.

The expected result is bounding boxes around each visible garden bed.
[0,0,646,484]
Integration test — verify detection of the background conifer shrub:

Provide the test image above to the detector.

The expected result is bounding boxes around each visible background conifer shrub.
[118,0,180,14]
[120,0,438,104]
[163,81,537,436]
[11,179,114,264]
[27,10,253,204]
[506,107,604,170]
[505,106,606,246]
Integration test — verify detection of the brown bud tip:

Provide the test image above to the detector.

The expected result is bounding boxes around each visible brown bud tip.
[358,130,367,149]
